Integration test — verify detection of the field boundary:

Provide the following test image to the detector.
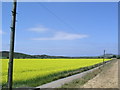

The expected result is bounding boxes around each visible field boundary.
[61,59,118,88]
[36,60,112,88]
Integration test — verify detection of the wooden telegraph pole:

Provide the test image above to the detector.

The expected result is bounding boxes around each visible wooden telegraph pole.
[103,50,105,65]
[8,0,17,89]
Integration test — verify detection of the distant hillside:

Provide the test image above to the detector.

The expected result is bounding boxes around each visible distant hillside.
[0,51,34,59]
[0,51,117,59]
[0,51,69,59]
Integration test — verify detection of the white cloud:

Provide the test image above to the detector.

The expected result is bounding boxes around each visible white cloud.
[0,30,2,34]
[32,32,88,40]
[0,30,5,35]
[28,26,49,32]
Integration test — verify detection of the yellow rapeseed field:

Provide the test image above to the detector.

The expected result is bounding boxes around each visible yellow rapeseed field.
[1,59,111,87]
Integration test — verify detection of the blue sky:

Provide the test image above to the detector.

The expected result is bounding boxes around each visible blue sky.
[2,2,118,56]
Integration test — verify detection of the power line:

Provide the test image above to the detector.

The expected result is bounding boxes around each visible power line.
[39,2,75,31]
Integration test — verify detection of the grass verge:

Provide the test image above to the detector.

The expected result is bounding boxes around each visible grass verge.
[60,60,116,88]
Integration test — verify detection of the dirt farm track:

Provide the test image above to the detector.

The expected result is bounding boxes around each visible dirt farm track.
[82,59,119,88]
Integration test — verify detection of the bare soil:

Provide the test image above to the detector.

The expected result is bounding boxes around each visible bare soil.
[81,60,118,88]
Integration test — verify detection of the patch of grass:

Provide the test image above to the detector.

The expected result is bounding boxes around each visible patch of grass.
[61,60,115,88]
[61,68,101,88]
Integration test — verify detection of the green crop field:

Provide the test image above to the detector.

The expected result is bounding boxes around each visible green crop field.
[1,59,111,87]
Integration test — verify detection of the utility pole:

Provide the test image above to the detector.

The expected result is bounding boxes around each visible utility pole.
[103,50,105,65]
[8,0,17,89]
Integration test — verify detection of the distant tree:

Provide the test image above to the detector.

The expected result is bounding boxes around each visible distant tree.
[117,55,120,59]
[112,55,116,58]
[98,57,100,58]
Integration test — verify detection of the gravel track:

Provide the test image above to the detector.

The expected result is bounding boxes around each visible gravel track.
[82,60,118,88]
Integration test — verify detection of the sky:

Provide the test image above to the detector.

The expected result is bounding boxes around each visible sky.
[1,2,118,56]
